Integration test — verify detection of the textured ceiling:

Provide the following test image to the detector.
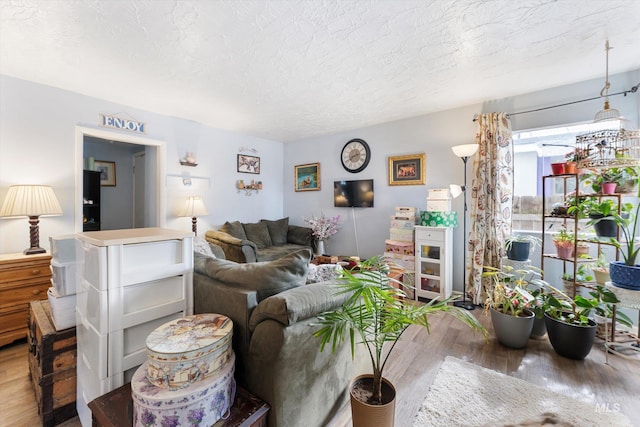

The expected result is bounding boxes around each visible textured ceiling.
[1,0,639,142]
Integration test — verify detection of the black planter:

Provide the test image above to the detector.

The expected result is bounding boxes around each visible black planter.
[506,241,531,261]
[544,313,596,360]
[589,214,618,238]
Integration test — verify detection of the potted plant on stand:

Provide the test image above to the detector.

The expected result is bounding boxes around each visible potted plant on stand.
[542,283,632,359]
[552,226,574,259]
[482,265,545,349]
[504,234,542,262]
[606,195,640,290]
[592,249,611,285]
[570,197,619,238]
[314,257,487,427]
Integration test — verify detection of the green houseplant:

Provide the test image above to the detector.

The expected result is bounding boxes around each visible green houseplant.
[314,256,486,426]
[504,234,542,261]
[551,226,574,259]
[541,282,632,359]
[481,265,546,348]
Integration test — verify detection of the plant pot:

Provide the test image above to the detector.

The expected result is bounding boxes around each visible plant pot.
[490,308,534,349]
[609,261,640,290]
[544,313,597,360]
[555,245,573,259]
[601,182,617,194]
[564,162,577,174]
[617,179,638,194]
[506,241,530,261]
[593,268,610,285]
[349,375,396,427]
[575,243,590,257]
[551,163,565,175]
[530,316,547,339]
[562,279,576,296]
[589,214,618,238]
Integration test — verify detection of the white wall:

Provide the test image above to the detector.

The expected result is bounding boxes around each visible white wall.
[283,69,640,293]
[0,75,285,254]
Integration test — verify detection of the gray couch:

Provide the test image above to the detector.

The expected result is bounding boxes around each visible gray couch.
[205,217,314,263]
[193,248,367,427]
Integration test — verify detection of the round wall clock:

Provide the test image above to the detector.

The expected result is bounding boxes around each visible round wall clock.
[341,138,371,173]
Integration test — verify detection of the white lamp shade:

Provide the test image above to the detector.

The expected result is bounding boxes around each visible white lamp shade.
[449,184,463,199]
[180,196,208,217]
[451,144,479,158]
[0,185,63,218]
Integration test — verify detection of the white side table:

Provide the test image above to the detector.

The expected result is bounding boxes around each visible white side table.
[604,282,640,363]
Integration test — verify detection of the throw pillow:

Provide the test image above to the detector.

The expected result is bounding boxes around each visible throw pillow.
[194,236,216,258]
[261,217,289,245]
[242,221,273,249]
[220,221,247,240]
[202,249,311,302]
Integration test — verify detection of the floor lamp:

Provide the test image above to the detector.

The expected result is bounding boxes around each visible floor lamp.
[451,144,479,310]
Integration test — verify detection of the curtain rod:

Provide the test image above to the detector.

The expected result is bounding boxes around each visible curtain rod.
[472,81,639,122]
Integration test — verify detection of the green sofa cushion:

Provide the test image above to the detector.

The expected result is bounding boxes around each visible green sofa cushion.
[221,220,247,240]
[261,217,289,246]
[202,249,311,302]
[248,281,349,330]
[242,221,273,249]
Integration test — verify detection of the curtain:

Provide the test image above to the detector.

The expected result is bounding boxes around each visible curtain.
[467,112,513,305]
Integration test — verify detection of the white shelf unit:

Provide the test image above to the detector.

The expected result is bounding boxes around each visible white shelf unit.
[414,226,452,300]
[75,228,194,426]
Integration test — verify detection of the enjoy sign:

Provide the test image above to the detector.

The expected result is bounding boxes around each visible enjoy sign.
[99,113,145,133]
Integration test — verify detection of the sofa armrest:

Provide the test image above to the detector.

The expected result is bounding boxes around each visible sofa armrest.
[248,281,348,330]
[205,229,258,263]
[287,224,313,246]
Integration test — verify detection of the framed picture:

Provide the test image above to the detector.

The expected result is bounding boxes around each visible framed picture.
[388,153,426,186]
[237,154,260,174]
[294,163,321,192]
[94,160,116,186]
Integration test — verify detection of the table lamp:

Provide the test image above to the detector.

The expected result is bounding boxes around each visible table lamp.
[180,196,208,235]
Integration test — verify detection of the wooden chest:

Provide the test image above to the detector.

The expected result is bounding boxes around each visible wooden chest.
[27,300,77,426]
[0,252,52,347]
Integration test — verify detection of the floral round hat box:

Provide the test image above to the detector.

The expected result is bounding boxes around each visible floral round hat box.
[132,353,236,427]
[145,313,234,390]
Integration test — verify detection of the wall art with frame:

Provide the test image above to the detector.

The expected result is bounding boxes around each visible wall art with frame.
[94,160,116,186]
[294,163,321,192]
[237,154,260,174]
[388,153,426,186]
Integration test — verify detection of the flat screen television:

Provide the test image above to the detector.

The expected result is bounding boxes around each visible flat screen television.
[334,179,374,208]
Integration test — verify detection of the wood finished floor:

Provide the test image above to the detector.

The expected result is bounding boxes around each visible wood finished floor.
[1,311,638,427]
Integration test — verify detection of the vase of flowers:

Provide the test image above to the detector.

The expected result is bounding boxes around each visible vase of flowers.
[303,213,341,255]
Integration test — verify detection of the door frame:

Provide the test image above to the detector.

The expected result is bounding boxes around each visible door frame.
[74,126,166,232]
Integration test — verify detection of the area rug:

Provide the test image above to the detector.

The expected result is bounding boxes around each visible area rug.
[413,356,632,427]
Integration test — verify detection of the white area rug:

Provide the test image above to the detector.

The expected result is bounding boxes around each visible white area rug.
[413,356,632,427]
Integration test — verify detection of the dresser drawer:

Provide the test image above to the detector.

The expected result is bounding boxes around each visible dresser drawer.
[0,305,27,335]
[0,260,51,284]
[0,281,49,309]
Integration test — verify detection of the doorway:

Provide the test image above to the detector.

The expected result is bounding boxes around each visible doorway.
[74,126,166,233]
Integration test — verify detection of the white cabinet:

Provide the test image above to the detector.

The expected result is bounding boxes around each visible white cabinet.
[414,226,452,300]
[75,228,194,426]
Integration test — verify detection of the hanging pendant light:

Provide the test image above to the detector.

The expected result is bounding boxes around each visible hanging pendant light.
[594,40,621,123]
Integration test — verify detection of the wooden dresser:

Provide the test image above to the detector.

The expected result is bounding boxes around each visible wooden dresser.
[0,252,52,347]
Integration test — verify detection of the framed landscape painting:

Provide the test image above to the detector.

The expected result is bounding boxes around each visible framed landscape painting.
[294,163,320,191]
[388,153,426,186]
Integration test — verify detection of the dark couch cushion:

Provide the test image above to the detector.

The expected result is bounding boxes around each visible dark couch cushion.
[243,221,273,249]
[261,217,289,245]
[221,221,247,240]
[202,249,312,302]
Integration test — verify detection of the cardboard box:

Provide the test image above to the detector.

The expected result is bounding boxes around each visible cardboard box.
[385,240,415,255]
[426,198,452,212]
[420,211,458,227]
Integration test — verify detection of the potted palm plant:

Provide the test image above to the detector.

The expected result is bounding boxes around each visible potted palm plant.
[482,265,546,349]
[314,256,487,427]
[504,234,542,261]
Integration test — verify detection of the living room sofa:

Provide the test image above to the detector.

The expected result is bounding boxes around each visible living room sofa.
[193,246,367,427]
[205,217,314,263]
